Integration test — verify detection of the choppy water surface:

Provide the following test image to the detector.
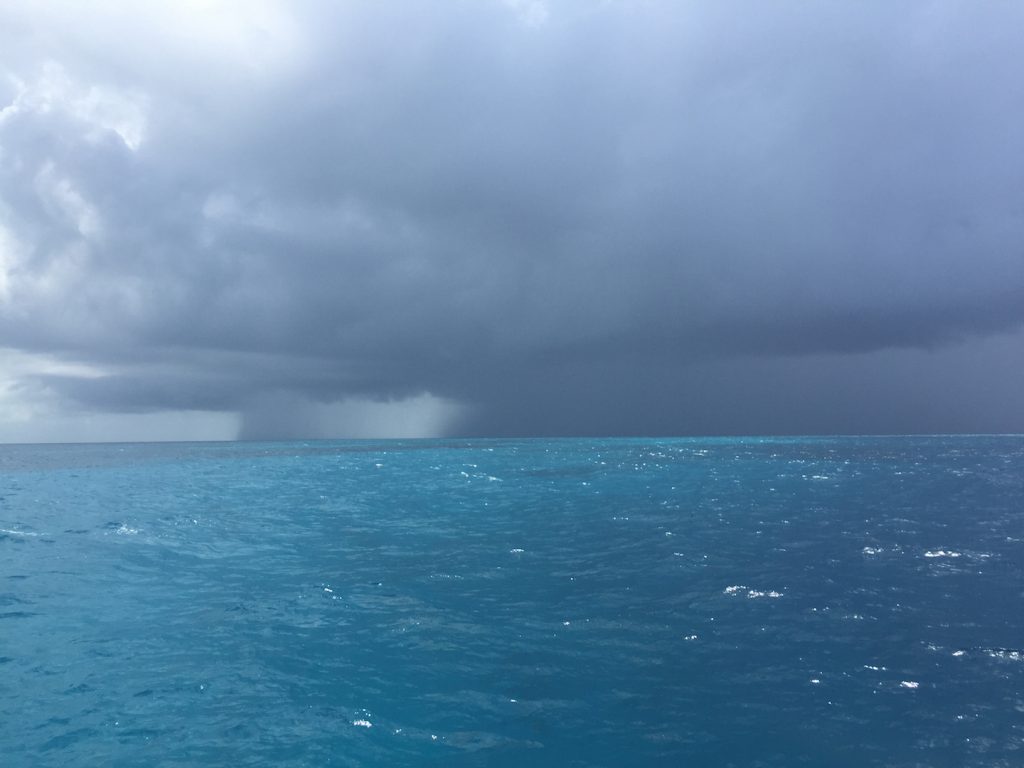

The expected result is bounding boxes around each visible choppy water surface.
[1,436,1022,766]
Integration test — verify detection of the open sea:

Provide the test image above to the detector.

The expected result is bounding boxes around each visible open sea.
[1,436,1022,766]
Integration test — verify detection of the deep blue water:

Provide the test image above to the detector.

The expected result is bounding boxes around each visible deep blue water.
[1,436,1022,766]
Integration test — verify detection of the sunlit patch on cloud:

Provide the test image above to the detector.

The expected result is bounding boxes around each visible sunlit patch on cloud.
[0,348,240,444]
[155,0,305,75]
[501,0,550,27]
[0,220,20,301]
[0,348,104,432]
[0,62,147,151]
[34,161,102,238]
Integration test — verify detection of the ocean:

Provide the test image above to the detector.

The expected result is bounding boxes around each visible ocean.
[1,436,1022,766]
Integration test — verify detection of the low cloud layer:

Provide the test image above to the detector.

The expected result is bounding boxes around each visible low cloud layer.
[1,1,1022,441]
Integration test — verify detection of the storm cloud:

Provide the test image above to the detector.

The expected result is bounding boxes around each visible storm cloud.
[1,1,1022,441]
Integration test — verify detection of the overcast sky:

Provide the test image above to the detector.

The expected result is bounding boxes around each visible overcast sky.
[1,0,1022,442]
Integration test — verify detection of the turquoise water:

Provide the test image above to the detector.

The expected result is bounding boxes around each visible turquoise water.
[1,436,1022,766]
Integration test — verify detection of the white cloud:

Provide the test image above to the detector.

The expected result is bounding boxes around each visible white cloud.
[0,407,241,444]
[34,161,103,238]
[156,0,304,74]
[3,62,147,151]
[0,220,20,302]
[501,0,550,27]
[2,1,305,85]
[0,347,240,443]
[201,191,243,221]
[0,348,103,430]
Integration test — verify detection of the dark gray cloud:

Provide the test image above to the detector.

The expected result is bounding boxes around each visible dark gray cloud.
[1,1,1022,440]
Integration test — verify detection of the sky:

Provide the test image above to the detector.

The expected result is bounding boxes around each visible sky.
[0,0,1022,442]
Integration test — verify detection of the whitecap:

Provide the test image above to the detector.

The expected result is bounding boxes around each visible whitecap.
[986,649,1023,661]
[724,585,782,598]
[924,550,962,558]
[352,719,372,728]
[899,681,919,689]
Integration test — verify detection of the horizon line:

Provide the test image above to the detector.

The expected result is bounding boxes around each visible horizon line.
[1,432,1021,448]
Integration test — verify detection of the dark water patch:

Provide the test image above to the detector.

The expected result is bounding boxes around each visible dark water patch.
[40,727,101,752]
